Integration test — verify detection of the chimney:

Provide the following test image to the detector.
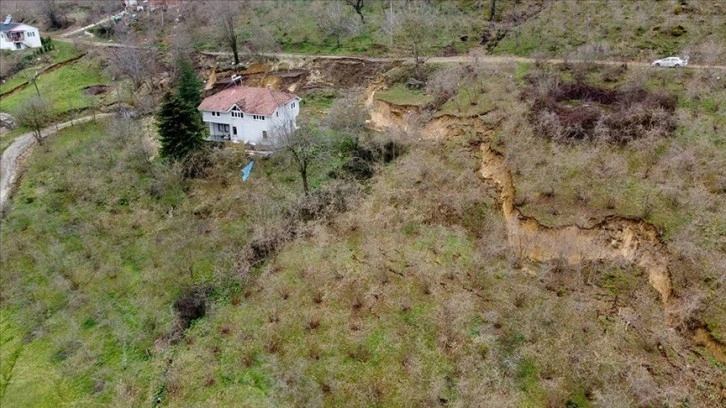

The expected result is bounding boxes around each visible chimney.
[3,15,11,25]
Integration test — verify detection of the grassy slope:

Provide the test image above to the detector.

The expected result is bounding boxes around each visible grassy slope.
[0,59,106,116]
[0,42,82,94]
[0,51,108,153]
[0,117,345,407]
[494,0,726,62]
[2,104,723,406]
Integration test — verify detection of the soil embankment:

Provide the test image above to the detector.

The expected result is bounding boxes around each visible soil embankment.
[366,87,672,304]
[479,142,672,303]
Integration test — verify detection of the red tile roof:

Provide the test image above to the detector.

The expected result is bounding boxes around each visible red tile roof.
[198,86,298,116]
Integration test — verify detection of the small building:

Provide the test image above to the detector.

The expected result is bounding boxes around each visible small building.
[198,85,300,146]
[0,16,41,51]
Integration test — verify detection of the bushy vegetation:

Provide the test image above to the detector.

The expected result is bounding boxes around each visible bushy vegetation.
[493,0,726,62]
[523,64,678,144]
[1,1,725,406]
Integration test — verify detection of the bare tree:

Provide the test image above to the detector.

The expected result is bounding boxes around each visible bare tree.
[275,121,328,195]
[323,91,367,136]
[317,1,358,48]
[344,0,366,24]
[16,96,52,146]
[40,0,69,30]
[105,35,159,90]
[243,27,277,62]
[392,2,441,79]
[218,2,241,65]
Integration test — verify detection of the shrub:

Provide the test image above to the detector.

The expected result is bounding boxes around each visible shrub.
[173,285,211,330]
[523,70,678,144]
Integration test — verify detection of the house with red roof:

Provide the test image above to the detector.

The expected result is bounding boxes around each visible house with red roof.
[198,85,300,145]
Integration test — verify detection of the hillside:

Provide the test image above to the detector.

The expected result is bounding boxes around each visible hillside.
[1,1,725,407]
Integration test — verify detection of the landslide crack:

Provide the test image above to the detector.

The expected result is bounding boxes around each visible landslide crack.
[479,142,673,304]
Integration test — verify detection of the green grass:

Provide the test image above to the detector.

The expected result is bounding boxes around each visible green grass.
[0,310,77,407]
[0,126,30,152]
[0,42,82,94]
[0,59,107,119]
[493,0,726,61]
[375,84,433,107]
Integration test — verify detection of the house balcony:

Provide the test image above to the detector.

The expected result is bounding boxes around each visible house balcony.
[8,34,25,42]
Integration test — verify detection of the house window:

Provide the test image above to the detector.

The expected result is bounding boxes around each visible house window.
[262,131,268,139]
[253,115,265,120]
[276,111,279,117]
[232,111,242,118]
[217,124,229,132]
[292,102,296,108]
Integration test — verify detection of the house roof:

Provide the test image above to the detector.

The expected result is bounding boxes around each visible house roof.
[198,85,299,116]
[0,23,23,33]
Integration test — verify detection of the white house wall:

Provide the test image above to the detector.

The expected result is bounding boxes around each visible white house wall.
[201,97,301,146]
[0,25,41,50]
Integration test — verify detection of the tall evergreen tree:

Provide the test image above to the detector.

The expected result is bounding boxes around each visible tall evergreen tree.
[176,59,203,108]
[157,58,205,161]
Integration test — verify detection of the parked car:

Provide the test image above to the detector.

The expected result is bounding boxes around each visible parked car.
[651,56,688,68]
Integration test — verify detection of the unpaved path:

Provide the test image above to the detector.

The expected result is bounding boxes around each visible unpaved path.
[200,50,726,70]
[0,113,114,214]
[53,29,726,70]
[60,16,114,39]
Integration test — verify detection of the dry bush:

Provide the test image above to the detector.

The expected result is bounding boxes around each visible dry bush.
[524,70,678,144]
[172,285,211,332]
[424,65,472,110]
[322,90,368,135]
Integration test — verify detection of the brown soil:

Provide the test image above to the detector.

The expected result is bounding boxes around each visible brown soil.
[694,328,726,365]
[83,85,109,95]
[199,55,395,94]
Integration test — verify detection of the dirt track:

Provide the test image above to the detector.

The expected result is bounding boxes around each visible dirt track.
[0,113,114,215]
[54,35,726,71]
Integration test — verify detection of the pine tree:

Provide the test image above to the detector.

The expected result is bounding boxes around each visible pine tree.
[176,59,203,109]
[157,59,205,161]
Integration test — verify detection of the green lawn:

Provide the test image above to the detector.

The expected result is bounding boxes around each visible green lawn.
[375,84,433,107]
[0,59,107,120]
[0,42,82,95]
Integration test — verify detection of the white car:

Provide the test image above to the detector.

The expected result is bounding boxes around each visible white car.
[651,56,688,68]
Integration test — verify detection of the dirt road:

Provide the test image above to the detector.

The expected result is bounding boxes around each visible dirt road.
[0,113,114,215]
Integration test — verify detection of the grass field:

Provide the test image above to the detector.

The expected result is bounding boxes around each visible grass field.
[0,59,107,118]
[493,0,726,62]
[0,42,82,95]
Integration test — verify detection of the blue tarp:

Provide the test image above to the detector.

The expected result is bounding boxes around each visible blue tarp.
[241,161,255,181]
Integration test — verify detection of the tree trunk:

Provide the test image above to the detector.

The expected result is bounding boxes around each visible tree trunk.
[489,0,496,21]
[355,6,365,24]
[33,129,44,145]
[301,167,309,194]
[232,42,239,65]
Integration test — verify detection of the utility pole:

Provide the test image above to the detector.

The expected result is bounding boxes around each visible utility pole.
[29,71,41,97]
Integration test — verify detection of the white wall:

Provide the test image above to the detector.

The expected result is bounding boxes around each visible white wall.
[0,25,41,51]
[201,97,301,146]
